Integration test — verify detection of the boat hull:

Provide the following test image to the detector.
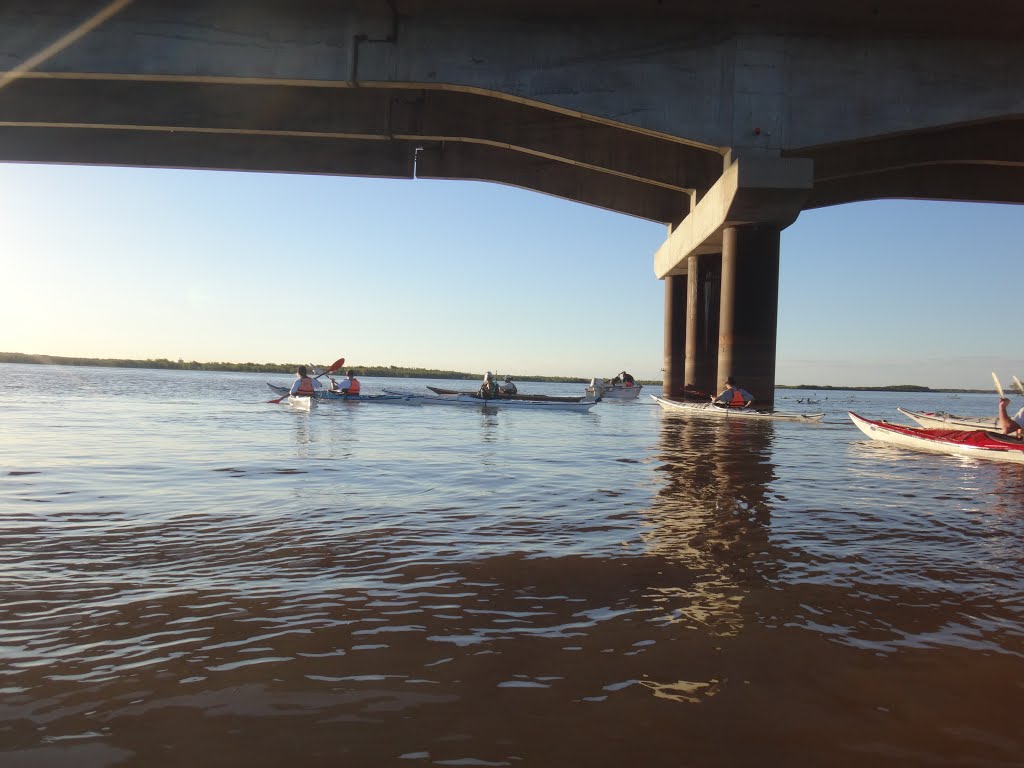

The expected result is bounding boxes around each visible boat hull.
[850,412,1024,464]
[897,407,998,431]
[651,395,824,422]
[586,384,642,400]
[267,383,418,403]
[426,386,584,403]
[389,392,599,412]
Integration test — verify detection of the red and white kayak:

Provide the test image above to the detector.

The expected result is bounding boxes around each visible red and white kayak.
[849,412,1024,464]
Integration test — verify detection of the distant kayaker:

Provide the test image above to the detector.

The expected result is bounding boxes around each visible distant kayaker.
[330,369,361,396]
[713,376,754,408]
[290,365,323,396]
[499,375,517,395]
[997,397,1023,438]
[478,371,500,400]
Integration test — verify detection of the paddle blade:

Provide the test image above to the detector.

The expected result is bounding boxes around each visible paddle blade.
[992,371,1004,399]
[267,395,288,404]
[1014,375,1024,397]
[326,357,345,373]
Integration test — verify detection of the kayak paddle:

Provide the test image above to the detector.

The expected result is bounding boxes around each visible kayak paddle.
[991,371,1004,399]
[268,357,345,403]
[1014,375,1024,398]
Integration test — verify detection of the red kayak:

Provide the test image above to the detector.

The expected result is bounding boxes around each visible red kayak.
[849,412,1024,464]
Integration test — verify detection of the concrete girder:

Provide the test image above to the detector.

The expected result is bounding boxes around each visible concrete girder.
[0,124,417,179]
[0,75,722,193]
[806,164,1024,210]
[414,142,688,222]
[653,157,813,279]
[793,118,1024,182]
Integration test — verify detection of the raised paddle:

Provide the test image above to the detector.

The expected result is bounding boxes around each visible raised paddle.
[991,371,1004,399]
[268,357,345,403]
[1013,375,1024,398]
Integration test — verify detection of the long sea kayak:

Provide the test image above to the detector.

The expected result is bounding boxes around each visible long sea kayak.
[267,383,419,404]
[426,386,585,403]
[849,411,1024,464]
[651,395,824,422]
[385,391,599,412]
[896,407,999,432]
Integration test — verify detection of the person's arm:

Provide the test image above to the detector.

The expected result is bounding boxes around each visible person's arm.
[290,380,301,395]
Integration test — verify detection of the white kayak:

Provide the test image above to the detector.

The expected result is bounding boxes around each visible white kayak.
[651,395,825,422]
[850,411,1024,464]
[896,407,999,432]
[287,395,312,410]
[385,391,600,412]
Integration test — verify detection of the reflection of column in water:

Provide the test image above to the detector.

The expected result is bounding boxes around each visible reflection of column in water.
[641,414,779,636]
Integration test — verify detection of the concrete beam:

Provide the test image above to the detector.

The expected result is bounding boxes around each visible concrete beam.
[0,76,722,193]
[415,142,688,221]
[653,157,812,278]
[807,164,1024,209]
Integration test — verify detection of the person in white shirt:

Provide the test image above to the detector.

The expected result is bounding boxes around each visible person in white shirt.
[289,366,323,396]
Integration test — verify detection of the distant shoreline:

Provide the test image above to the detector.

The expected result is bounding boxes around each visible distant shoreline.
[0,352,996,393]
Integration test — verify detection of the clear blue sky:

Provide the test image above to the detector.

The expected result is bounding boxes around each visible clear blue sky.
[0,162,1019,389]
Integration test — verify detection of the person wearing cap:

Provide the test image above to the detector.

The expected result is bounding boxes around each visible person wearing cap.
[498,375,517,395]
[712,376,754,408]
[477,371,500,400]
[289,365,323,396]
[331,369,362,397]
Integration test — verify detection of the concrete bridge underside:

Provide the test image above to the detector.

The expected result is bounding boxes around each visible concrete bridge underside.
[3,1,1024,406]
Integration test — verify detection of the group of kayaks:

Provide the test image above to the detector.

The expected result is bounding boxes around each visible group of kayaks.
[847,373,1024,464]
[272,374,1024,465]
[652,374,1024,465]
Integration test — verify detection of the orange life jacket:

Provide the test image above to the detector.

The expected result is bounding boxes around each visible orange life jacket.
[727,387,745,407]
[346,378,361,396]
[296,377,317,396]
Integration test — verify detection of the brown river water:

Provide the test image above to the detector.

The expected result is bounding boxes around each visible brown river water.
[1,364,1022,767]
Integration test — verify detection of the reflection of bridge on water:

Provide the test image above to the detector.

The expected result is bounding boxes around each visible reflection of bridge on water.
[641,414,782,637]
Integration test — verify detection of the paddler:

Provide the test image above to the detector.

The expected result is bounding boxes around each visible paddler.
[477,371,500,400]
[332,369,361,397]
[712,376,754,408]
[498,375,517,395]
[290,365,323,396]
[997,397,1023,438]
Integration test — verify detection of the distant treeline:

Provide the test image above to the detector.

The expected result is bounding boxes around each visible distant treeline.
[0,352,659,384]
[777,383,991,394]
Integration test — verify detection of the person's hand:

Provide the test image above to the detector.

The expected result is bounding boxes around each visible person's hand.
[1000,397,1011,407]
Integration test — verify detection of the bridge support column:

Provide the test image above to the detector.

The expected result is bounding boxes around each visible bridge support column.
[717,225,780,409]
[662,274,686,398]
[684,252,720,398]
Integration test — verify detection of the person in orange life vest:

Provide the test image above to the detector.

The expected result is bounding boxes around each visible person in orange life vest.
[333,369,361,396]
[997,397,1023,437]
[289,365,323,396]
[713,376,754,407]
